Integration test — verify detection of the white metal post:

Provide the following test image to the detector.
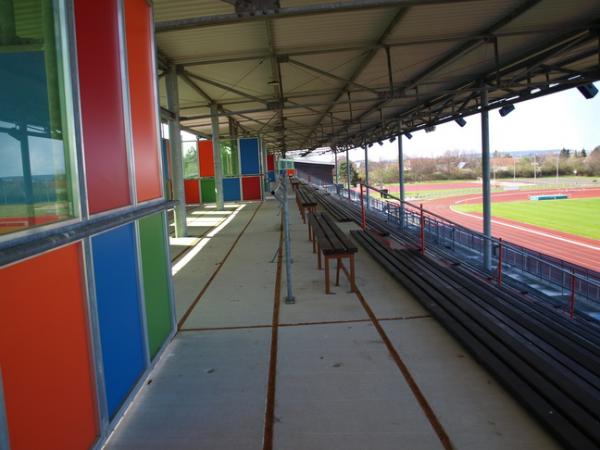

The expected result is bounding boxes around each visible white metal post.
[364,146,370,209]
[210,103,225,210]
[398,126,405,227]
[481,88,492,272]
[165,66,187,237]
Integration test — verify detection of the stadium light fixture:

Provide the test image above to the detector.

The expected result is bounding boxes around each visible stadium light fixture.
[455,117,467,127]
[389,136,396,143]
[499,104,515,117]
[424,125,436,133]
[577,83,598,99]
[405,132,413,139]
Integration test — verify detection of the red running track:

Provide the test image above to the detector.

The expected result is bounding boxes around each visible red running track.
[424,188,600,271]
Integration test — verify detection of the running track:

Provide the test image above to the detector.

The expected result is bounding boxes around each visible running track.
[425,188,600,271]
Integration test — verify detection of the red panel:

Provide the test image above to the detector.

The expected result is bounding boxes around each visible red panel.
[199,140,214,177]
[184,179,200,204]
[267,154,275,171]
[75,0,130,213]
[287,169,296,176]
[0,244,98,450]
[125,0,162,202]
[242,176,262,201]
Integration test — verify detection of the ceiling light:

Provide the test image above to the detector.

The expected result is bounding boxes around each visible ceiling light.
[499,104,515,117]
[577,83,598,99]
[405,132,413,139]
[455,117,467,127]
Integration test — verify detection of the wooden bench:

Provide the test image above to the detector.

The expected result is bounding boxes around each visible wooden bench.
[308,212,358,294]
[296,186,317,224]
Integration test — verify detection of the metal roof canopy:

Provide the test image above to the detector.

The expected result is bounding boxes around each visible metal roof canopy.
[154,0,600,155]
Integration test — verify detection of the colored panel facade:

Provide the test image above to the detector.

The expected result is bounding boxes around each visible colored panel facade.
[75,0,131,213]
[200,178,216,203]
[184,179,200,204]
[125,0,162,202]
[199,140,214,177]
[92,224,146,417]
[267,154,275,171]
[0,244,98,450]
[242,176,262,201]
[223,178,241,202]
[139,213,173,359]
[239,138,261,175]
[267,171,275,182]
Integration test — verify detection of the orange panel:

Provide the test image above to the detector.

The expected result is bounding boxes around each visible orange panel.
[0,244,98,450]
[199,140,215,177]
[125,0,162,202]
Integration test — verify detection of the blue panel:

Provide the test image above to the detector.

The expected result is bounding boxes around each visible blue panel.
[223,178,241,201]
[267,171,275,182]
[92,223,146,418]
[239,138,260,175]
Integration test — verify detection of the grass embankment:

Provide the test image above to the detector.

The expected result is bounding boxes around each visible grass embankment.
[454,197,600,240]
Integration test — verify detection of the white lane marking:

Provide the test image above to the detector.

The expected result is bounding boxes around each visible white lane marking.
[449,207,600,251]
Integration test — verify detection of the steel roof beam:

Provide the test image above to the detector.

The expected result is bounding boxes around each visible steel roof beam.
[156,0,484,33]
[326,0,545,148]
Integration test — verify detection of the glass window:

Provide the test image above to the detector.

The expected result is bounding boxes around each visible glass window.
[220,139,239,177]
[0,0,77,237]
[182,140,198,179]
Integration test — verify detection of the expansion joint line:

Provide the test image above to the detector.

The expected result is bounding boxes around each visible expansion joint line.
[263,215,283,450]
[177,202,264,329]
[341,265,454,450]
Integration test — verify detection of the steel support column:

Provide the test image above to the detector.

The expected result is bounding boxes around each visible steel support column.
[398,126,405,226]
[334,150,339,185]
[364,146,370,209]
[346,149,351,195]
[165,66,187,237]
[210,103,225,210]
[0,368,10,450]
[481,88,492,271]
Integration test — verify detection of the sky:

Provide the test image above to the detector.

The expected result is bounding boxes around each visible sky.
[295,82,600,163]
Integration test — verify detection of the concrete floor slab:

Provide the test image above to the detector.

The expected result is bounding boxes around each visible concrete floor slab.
[381,318,561,450]
[274,322,444,450]
[104,329,270,450]
[172,202,260,322]
[181,200,279,329]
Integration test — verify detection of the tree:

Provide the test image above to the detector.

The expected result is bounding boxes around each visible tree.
[338,160,359,186]
[581,149,587,158]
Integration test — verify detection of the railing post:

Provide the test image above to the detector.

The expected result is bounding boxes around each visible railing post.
[570,269,576,319]
[497,238,503,286]
[419,203,425,255]
[360,183,366,230]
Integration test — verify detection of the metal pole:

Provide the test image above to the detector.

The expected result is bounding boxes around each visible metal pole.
[481,87,492,272]
[165,66,187,237]
[360,183,366,230]
[569,269,576,319]
[364,146,370,209]
[419,203,425,255]
[346,149,351,200]
[398,125,405,227]
[210,103,225,210]
[282,176,294,303]
[497,238,503,286]
[334,150,339,185]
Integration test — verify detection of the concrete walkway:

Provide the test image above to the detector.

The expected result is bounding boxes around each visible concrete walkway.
[104,198,559,450]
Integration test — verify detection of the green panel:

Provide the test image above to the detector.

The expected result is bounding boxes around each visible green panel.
[139,212,173,359]
[220,140,239,177]
[201,178,216,203]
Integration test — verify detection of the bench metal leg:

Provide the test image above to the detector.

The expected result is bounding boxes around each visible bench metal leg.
[317,244,322,270]
[325,256,331,294]
[349,254,356,292]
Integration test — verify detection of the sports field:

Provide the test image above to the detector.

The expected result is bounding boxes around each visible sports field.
[454,197,600,240]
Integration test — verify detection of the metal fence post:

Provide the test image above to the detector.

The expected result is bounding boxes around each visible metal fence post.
[570,269,576,319]
[497,238,503,286]
[360,183,366,230]
[420,203,425,255]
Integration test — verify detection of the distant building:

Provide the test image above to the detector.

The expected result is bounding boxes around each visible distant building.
[293,160,335,186]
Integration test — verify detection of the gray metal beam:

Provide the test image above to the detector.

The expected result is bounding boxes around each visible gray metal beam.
[185,71,269,105]
[156,0,484,32]
[301,7,410,149]
[210,103,225,210]
[481,87,491,272]
[166,66,187,237]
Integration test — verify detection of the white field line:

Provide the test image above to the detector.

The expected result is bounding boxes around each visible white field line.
[449,206,600,251]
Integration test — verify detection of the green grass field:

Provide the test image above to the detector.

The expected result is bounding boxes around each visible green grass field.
[454,197,600,240]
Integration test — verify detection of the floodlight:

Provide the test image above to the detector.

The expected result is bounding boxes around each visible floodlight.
[405,132,413,139]
[389,136,396,143]
[424,125,436,133]
[455,117,467,127]
[377,140,383,146]
[499,104,515,117]
[577,83,598,99]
